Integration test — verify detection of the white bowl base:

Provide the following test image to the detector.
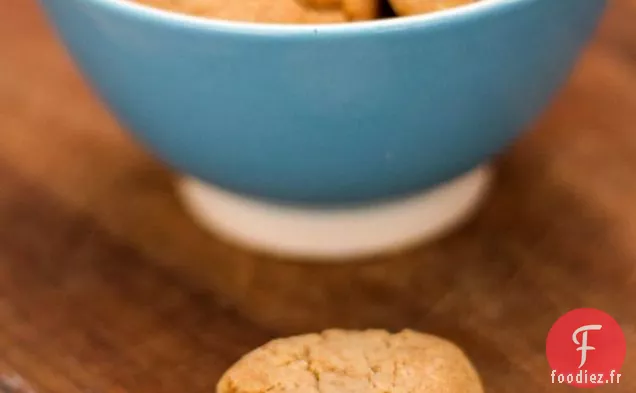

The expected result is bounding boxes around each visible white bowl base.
[177,165,492,262]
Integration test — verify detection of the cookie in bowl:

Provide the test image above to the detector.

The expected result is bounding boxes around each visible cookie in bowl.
[299,0,381,20]
[131,0,381,23]
[389,0,475,16]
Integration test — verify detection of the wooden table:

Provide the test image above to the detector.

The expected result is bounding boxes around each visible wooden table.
[1,1,635,392]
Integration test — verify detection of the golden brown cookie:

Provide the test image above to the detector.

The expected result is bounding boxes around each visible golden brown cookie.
[300,0,381,21]
[217,329,484,393]
[342,0,381,20]
[389,0,475,16]
[133,0,380,24]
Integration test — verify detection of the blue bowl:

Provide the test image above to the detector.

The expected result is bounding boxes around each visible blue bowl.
[39,0,605,205]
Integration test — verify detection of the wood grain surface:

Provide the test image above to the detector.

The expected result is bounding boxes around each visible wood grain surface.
[1,0,635,392]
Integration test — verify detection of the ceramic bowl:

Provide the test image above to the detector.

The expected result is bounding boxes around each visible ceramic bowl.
[39,0,606,260]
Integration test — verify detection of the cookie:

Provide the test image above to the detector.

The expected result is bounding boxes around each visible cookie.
[300,0,381,20]
[217,329,484,393]
[133,0,378,24]
[389,0,475,16]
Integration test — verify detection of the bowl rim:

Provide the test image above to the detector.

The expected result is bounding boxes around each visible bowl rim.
[78,0,534,37]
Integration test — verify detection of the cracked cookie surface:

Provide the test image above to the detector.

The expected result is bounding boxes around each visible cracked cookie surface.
[388,0,475,16]
[131,0,379,23]
[217,329,484,393]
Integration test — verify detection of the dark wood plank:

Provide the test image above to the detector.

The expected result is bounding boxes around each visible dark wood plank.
[1,0,635,392]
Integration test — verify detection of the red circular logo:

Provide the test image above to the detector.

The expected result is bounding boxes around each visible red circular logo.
[546,308,626,388]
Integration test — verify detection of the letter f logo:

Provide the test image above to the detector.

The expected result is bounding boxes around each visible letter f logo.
[573,325,603,369]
